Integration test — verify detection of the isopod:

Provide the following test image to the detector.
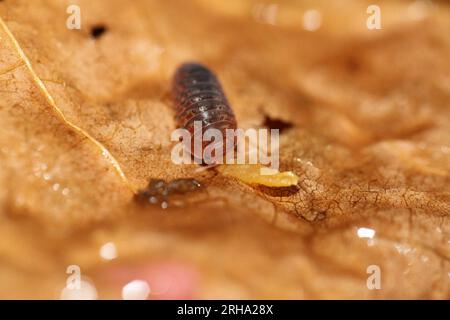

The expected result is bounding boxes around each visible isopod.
[171,62,237,162]
[170,62,299,188]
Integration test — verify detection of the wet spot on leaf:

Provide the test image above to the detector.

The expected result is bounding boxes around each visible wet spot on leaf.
[135,178,202,208]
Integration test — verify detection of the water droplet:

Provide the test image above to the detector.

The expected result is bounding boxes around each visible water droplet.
[43,172,52,181]
[303,9,322,31]
[62,188,70,196]
[149,196,158,204]
[357,227,376,239]
[394,243,413,255]
[99,242,118,261]
[60,279,98,300]
[122,280,150,300]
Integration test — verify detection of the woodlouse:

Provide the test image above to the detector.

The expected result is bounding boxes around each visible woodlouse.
[171,62,237,162]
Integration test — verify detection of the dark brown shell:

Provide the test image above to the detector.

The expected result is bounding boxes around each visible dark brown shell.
[171,62,237,161]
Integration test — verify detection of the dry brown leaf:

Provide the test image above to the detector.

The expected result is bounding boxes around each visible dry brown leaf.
[0,0,448,299]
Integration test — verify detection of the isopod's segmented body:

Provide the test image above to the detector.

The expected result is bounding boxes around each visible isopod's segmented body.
[172,62,237,162]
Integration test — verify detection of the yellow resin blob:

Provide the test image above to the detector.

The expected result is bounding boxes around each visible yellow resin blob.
[218,164,299,187]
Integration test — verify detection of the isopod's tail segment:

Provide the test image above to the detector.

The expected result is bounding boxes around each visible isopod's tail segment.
[171,62,237,164]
